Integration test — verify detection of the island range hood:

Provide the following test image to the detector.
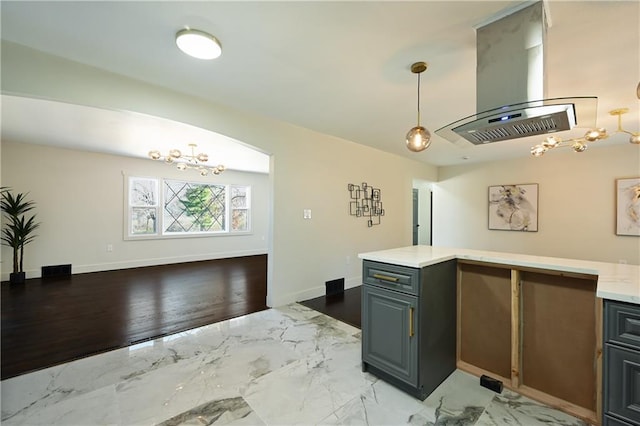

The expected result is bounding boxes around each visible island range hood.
[435,1,598,147]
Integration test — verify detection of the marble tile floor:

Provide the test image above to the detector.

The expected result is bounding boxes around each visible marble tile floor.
[1,304,588,426]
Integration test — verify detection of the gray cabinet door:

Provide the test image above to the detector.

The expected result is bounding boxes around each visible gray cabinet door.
[605,344,640,425]
[605,300,640,349]
[362,285,418,386]
[605,414,635,426]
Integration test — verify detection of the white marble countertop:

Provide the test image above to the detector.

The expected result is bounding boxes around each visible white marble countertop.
[358,245,640,304]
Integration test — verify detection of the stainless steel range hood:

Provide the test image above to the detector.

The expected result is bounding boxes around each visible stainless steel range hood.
[435,1,598,147]
[436,97,598,146]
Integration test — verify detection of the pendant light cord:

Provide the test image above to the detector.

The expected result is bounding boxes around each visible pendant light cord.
[416,73,421,126]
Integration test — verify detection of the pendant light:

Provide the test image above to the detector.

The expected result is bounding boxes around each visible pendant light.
[406,62,432,152]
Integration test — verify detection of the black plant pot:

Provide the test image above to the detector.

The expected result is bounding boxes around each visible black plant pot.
[9,272,26,284]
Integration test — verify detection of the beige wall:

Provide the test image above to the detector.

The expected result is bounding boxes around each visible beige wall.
[434,143,640,265]
[3,40,636,312]
[1,42,438,305]
[1,141,270,279]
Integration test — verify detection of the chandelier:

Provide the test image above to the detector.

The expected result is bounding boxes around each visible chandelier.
[148,144,225,176]
[530,108,640,157]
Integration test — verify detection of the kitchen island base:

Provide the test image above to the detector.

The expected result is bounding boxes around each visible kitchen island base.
[360,245,639,426]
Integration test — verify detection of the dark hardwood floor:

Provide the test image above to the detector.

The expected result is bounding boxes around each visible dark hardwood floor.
[1,255,268,380]
[300,286,361,329]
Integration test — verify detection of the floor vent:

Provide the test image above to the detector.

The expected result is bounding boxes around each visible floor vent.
[41,264,72,279]
[325,278,345,296]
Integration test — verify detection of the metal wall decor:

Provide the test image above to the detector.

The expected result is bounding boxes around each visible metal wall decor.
[348,182,384,227]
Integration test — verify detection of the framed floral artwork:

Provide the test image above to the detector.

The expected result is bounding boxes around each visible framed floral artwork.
[616,177,640,236]
[488,184,538,232]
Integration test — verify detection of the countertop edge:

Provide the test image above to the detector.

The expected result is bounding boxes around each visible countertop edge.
[358,246,639,305]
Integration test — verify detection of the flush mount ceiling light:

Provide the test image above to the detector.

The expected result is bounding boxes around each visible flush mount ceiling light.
[175,29,222,60]
[530,108,640,157]
[149,144,225,176]
[405,62,432,153]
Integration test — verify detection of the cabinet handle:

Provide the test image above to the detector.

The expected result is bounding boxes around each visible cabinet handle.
[373,273,399,283]
[409,307,415,337]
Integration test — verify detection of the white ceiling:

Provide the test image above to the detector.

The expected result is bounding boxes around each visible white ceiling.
[1,95,271,173]
[1,1,638,168]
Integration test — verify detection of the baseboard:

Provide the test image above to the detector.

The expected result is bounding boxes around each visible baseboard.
[1,249,268,282]
[269,276,361,307]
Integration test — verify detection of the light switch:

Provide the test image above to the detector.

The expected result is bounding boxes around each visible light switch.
[303,209,312,219]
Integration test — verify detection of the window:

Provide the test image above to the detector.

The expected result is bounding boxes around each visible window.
[164,180,226,234]
[230,186,250,231]
[126,176,251,239]
[129,177,159,236]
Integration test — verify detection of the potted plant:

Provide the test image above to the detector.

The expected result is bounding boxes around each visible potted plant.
[1,189,40,284]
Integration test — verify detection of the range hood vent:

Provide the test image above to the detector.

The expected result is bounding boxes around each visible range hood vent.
[460,112,570,145]
[438,97,597,147]
[435,2,598,147]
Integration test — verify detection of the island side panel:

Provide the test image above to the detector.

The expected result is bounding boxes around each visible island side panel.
[458,262,512,379]
[521,271,598,412]
[419,259,458,396]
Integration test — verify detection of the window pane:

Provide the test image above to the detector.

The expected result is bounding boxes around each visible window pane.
[231,186,249,208]
[163,180,226,233]
[232,209,248,231]
[130,178,157,206]
[131,207,157,234]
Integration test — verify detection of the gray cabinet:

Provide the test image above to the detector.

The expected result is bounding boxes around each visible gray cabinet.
[361,259,456,400]
[604,300,640,426]
[362,285,418,385]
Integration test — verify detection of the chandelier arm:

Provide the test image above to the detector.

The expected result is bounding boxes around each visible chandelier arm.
[533,106,639,156]
[615,116,635,136]
[617,113,624,133]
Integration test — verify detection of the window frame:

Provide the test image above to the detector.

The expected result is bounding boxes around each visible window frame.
[124,175,252,240]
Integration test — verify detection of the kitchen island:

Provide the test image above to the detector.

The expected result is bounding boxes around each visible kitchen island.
[358,245,640,426]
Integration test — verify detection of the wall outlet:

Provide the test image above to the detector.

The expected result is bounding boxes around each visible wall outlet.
[107,244,113,252]
[303,209,312,219]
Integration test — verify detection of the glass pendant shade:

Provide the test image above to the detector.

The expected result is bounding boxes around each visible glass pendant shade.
[584,128,606,142]
[541,135,560,148]
[630,133,640,144]
[530,145,547,157]
[572,142,587,152]
[406,126,432,152]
